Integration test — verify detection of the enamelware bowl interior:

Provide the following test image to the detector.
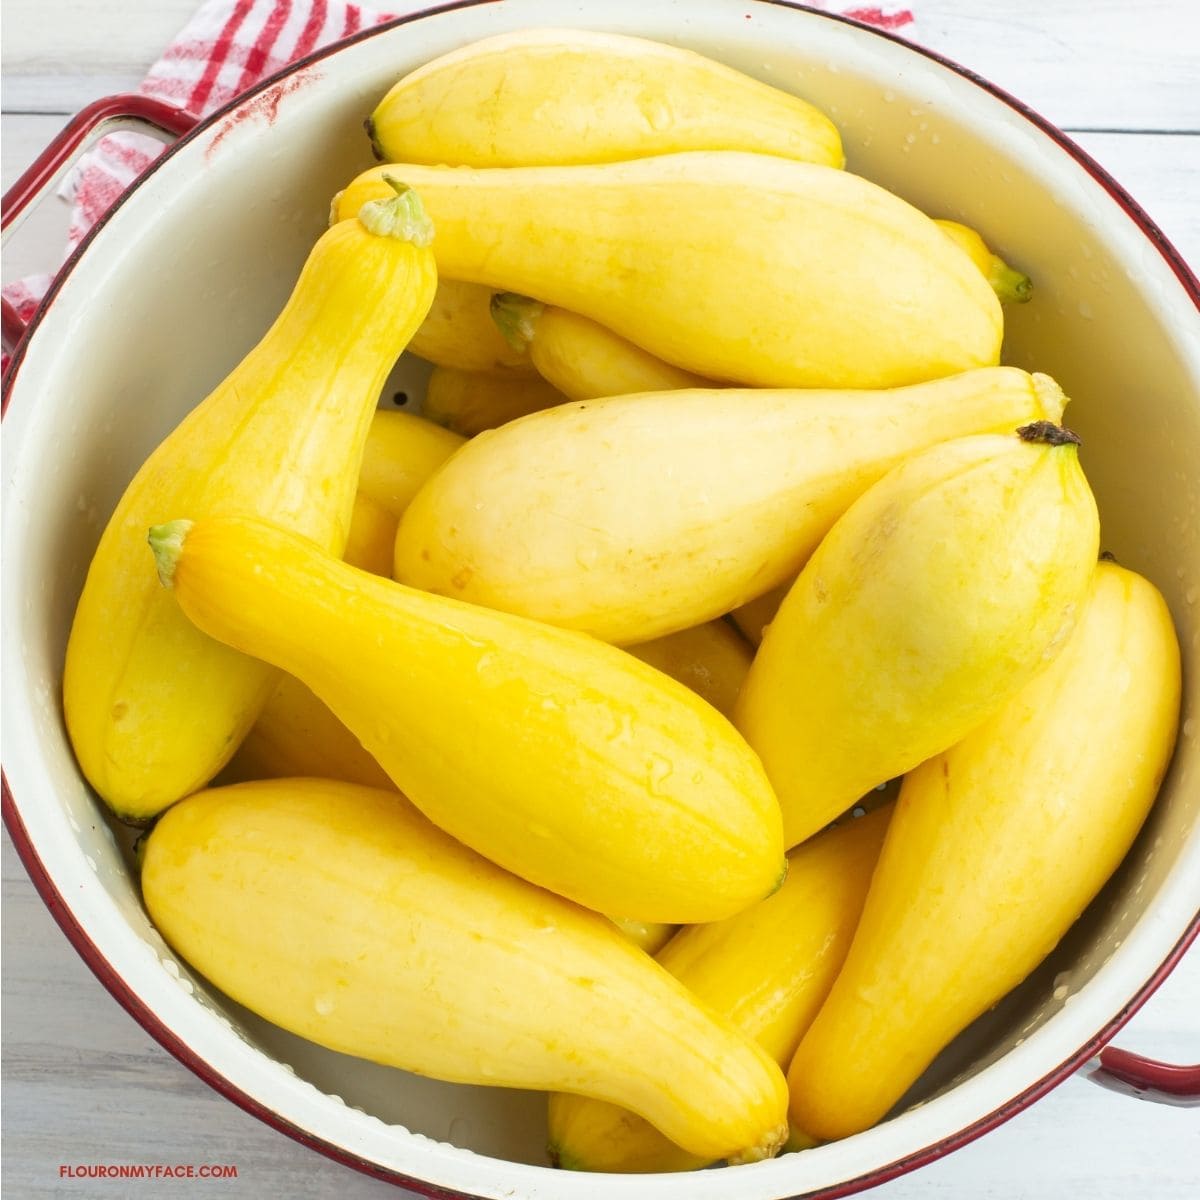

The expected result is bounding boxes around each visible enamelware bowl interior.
[3,1,1198,1197]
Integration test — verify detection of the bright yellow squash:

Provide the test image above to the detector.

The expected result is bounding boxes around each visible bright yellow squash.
[394,368,1065,644]
[548,807,891,1173]
[366,27,843,169]
[333,152,1002,390]
[148,516,785,923]
[407,277,535,374]
[788,562,1181,1141]
[627,620,752,721]
[63,185,437,821]
[735,424,1101,848]
[422,364,566,435]
[491,293,713,400]
[141,778,790,1164]
[221,485,401,791]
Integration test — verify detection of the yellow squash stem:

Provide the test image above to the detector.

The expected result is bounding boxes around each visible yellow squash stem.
[491,293,713,400]
[63,181,437,820]
[147,516,785,924]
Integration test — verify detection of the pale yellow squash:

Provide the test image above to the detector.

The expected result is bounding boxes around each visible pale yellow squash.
[788,562,1181,1141]
[735,425,1101,848]
[422,364,567,435]
[141,779,790,1163]
[394,368,1065,644]
[63,186,437,821]
[333,152,1002,390]
[407,277,535,374]
[367,27,843,169]
[356,408,464,518]
[148,516,785,923]
[548,807,891,1173]
[491,294,713,400]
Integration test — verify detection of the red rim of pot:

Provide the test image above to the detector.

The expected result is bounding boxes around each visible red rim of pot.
[3,2,1199,1196]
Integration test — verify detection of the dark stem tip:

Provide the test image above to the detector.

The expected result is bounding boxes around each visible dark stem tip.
[1017,420,1083,448]
[364,116,384,162]
[1100,550,1119,563]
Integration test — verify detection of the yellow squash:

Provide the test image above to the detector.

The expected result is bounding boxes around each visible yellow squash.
[423,364,566,435]
[788,562,1181,1141]
[548,807,891,1173]
[142,779,789,1164]
[148,516,785,922]
[607,918,677,957]
[490,293,713,400]
[367,27,843,169]
[729,585,789,647]
[333,152,1002,390]
[222,481,402,790]
[736,424,1101,848]
[627,620,752,721]
[394,368,1065,644]
[63,185,437,821]
[935,219,1032,305]
[355,408,464,518]
[407,277,535,374]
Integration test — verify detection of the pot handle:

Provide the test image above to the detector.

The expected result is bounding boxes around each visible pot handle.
[1085,1046,1200,1107]
[2,94,198,354]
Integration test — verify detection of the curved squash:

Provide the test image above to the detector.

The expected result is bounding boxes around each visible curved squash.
[548,807,891,1173]
[148,516,785,923]
[63,185,437,821]
[367,27,843,169]
[491,293,712,400]
[788,562,1181,1140]
[333,152,1002,390]
[393,368,1066,644]
[142,778,790,1164]
[735,425,1100,847]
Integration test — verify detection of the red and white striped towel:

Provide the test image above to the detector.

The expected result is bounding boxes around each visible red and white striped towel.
[2,0,916,340]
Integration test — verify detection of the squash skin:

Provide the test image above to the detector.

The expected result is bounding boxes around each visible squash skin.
[355,409,464,519]
[408,277,536,374]
[367,27,843,170]
[787,563,1181,1141]
[393,368,1065,645]
[491,295,713,400]
[422,364,567,435]
[333,152,1002,390]
[548,806,891,1173]
[63,204,437,821]
[627,620,752,721]
[150,515,785,923]
[735,429,1101,848]
[141,779,789,1163]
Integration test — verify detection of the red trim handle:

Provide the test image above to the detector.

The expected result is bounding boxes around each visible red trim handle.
[1088,1046,1200,1107]
[1,94,198,354]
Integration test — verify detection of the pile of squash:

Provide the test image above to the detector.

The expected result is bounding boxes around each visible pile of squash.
[62,29,1181,1173]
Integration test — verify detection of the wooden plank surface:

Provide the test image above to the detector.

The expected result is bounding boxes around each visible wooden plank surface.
[3,2,1198,1197]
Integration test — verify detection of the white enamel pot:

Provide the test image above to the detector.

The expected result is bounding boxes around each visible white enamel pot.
[2,2,1198,1197]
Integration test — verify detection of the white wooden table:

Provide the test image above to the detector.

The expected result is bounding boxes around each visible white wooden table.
[3,2,1199,1197]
